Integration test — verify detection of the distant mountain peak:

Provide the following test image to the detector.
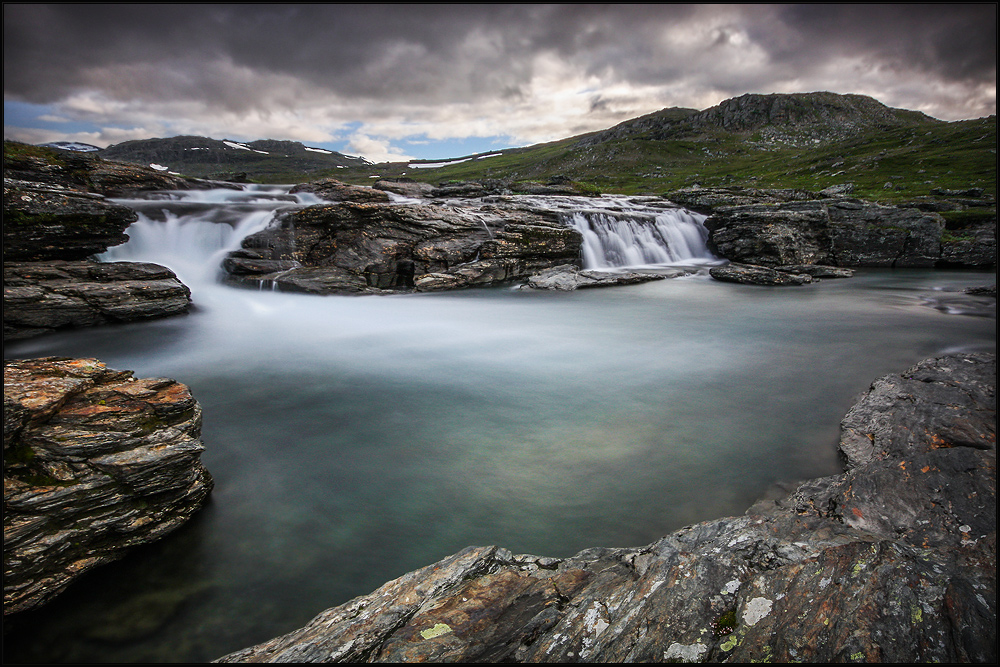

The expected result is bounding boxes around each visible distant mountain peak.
[37,141,102,153]
[578,91,940,148]
[95,135,370,179]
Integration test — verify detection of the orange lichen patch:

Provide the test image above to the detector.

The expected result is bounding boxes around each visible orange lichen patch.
[920,466,932,474]
[927,433,954,449]
[852,508,864,518]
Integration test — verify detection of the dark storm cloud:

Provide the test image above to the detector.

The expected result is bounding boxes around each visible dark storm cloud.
[4,4,699,105]
[5,4,995,104]
[3,3,995,155]
[755,4,996,84]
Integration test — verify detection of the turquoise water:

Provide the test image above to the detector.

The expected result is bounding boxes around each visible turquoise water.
[3,189,995,663]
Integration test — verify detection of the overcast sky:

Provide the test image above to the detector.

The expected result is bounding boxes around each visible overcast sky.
[3,3,996,162]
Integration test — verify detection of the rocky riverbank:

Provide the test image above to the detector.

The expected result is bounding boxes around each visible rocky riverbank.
[667,185,996,279]
[3,357,214,616]
[2,143,213,341]
[216,352,996,663]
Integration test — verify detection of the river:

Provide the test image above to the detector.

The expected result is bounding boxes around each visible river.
[3,186,995,663]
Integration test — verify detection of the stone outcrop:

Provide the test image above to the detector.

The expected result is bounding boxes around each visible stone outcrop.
[289,178,391,203]
[3,180,137,262]
[665,187,995,270]
[4,151,197,340]
[223,201,584,294]
[3,261,191,341]
[709,263,814,286]
[707,262,854,286]
[215,352,995,664]
[4,140,210,197]
[373,179,436,199]
[3,357,214,616]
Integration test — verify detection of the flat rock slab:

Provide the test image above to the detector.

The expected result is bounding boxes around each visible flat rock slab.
[526,264,674,290]
[3,260,191,341]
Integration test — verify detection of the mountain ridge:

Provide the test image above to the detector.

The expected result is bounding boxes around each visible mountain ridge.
[94,136,371,180]
[31,92,995,199]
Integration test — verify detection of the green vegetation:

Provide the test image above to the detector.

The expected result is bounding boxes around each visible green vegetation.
[8,94,995,203]
[325,114,995,204]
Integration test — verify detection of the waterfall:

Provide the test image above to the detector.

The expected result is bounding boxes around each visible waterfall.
[99,185,311,289]
[564,207,715,270]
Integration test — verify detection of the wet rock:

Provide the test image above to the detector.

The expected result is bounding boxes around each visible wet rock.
[215,353,995,664]
[3,261,191,341]
[704,199,948,268]
[225,201,583,294]
[3,180,137,262]
[525,265,671,290]
[940,224,997,268]
[289,178,391,203]
[709,263,813,286]
[775,264,854,278]
[666,186,995,269]
[373,179,435,199]
[3,357,213,616]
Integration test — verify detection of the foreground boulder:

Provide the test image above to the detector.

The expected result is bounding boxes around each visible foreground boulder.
[4,261,191,341]
[224,201,583,294]
[216,352,995,663]
[3,357,214,616]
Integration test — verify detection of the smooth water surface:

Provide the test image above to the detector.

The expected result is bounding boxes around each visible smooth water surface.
[3,188,995,663]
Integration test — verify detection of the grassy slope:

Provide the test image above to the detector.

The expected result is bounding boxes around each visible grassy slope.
[325,114,996,204]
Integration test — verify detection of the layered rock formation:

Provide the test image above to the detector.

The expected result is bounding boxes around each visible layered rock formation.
[4,261,192,341]
[4,147,195,341]
[215,352,995,663]
[3,357,214,616]
[666,186,996,271]
[4,140,209,197]
[223,197,584,294]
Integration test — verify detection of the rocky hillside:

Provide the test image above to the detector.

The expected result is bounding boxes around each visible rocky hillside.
[98,136,371,181]
[577,91,935,147]
[343,92,994,203]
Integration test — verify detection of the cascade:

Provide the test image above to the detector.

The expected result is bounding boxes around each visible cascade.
[99,185,311,288]
[564,206,715,270]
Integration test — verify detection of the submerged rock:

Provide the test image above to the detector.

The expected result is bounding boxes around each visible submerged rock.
[3,357,214,616]
[709,263,813,286]
[215,353,995,664]
[525,264,672,290]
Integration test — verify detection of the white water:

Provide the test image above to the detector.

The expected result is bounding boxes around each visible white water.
[4,186,995,664]
[565,208,715,269]
[100,185,317,287]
